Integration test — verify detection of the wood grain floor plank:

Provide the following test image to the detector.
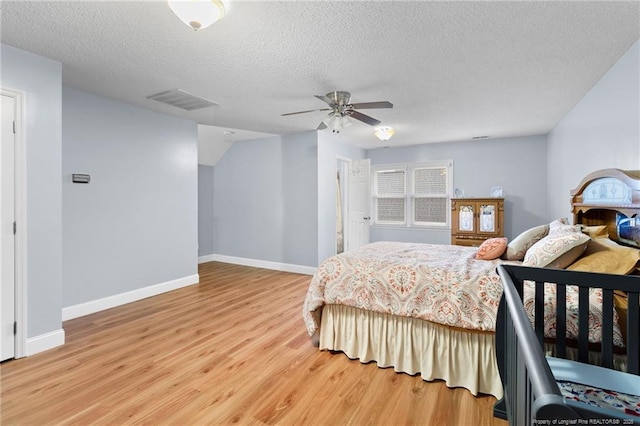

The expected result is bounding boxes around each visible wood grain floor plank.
[0,262,507,425]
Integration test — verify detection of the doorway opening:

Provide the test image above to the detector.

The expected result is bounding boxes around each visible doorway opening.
[336,157,350,254]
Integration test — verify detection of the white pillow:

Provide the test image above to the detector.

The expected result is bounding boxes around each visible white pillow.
[549,217,570,229]
[523,225,590,268]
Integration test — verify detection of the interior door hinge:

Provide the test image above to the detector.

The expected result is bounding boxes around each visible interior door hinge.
[13,121,16,134]
[13,221,16,235]
[13,322,17,335]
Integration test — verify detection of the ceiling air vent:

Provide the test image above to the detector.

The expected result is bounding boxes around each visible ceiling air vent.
[146,89,218,111]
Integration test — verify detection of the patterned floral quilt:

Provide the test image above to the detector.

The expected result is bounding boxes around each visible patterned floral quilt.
[303,241,505,335]
[303,241,624,347]
[522,282,624,347]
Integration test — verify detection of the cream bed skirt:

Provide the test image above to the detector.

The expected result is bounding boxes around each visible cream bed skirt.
[318,304,503,399]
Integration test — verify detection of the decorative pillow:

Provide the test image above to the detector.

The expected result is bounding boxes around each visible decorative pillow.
[567,237,640,275]
[545,244,589,269]
[579,224,609,239]
[475,237,508,260]
[502,224,549,260]
[549,218,570,228]
[522,227,590,268]
[550,223,583,234]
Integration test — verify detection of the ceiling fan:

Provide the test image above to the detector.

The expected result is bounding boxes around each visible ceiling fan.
[281,91,393,133]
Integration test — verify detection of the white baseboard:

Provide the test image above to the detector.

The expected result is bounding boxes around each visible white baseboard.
[62,274,200,321]
[201,254,316,275]
[198,254,216,264]
[26,328,65,356]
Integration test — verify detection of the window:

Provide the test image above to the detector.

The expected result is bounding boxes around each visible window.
[373,169,406,225]
[372,160,452,228]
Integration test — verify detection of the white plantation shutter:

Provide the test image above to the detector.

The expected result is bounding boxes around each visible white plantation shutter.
[374,169,406,224]
[414,168,446,194]
[414,197,447,224]
[377,198,405,222]
[372,161,452,228]
[377,170,405,194]
[413,167,448,226]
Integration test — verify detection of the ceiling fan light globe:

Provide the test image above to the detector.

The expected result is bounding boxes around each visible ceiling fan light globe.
[337,115,352,130]
[324,114,352,132]
[168,0,227,30]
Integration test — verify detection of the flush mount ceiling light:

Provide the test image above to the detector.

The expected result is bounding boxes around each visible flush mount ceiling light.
[374,126,395,141]
[168,0,227,31]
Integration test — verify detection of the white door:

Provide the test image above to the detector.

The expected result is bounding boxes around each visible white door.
[1,94,16,361]
[347,159,370,251]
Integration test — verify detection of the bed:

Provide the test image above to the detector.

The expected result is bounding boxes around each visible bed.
[302,168,640,401]
[495,264,640,425]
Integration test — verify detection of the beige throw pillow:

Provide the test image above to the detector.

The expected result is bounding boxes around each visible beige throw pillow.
[567,237,640,275]
[522,225,590,268]
[503,224,550,261]
[579,224,609,239]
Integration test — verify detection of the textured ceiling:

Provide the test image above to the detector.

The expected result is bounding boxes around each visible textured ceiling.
[1,1,639,149]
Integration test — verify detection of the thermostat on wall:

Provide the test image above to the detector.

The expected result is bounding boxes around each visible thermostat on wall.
[72,173,91,184]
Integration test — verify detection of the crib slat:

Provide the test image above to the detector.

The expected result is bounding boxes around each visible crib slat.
[601,289,614,369]
[556,284,567,359]
[535,281,544,347]
[578,286,589,363]
[627,291,639,375]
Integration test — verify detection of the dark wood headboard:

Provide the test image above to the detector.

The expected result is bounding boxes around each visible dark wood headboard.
[570,168,640,247]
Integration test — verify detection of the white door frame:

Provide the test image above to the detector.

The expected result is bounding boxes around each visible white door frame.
[1,88,27,359]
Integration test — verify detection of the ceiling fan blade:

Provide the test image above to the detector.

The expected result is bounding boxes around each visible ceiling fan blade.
[314,94,334,105]
[281,108,331,116]
[349,110,381,126]
[317,122,328,130]
[350,101,393,109]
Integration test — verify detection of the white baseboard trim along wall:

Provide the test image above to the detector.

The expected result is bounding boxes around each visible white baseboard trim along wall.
[61,274,200,321]
[26,328,65,356]
[198,254,317,276]
[197,254,216,264]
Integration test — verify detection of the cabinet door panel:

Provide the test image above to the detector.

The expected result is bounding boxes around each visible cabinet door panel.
[479,203,496,233]
[458,204,475,232]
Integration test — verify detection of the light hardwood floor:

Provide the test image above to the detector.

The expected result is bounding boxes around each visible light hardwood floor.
[1,262,507,425]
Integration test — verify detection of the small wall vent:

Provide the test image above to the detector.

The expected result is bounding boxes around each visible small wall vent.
[146,89,218,111]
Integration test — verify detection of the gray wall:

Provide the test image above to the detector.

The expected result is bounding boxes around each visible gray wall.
[317,132,366,264]
[367,135,548,243]
[213,131,318,267]
[1,44,63,338]
[547,39,640,220]
[62,87,198,307]
[198,165,215,257]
